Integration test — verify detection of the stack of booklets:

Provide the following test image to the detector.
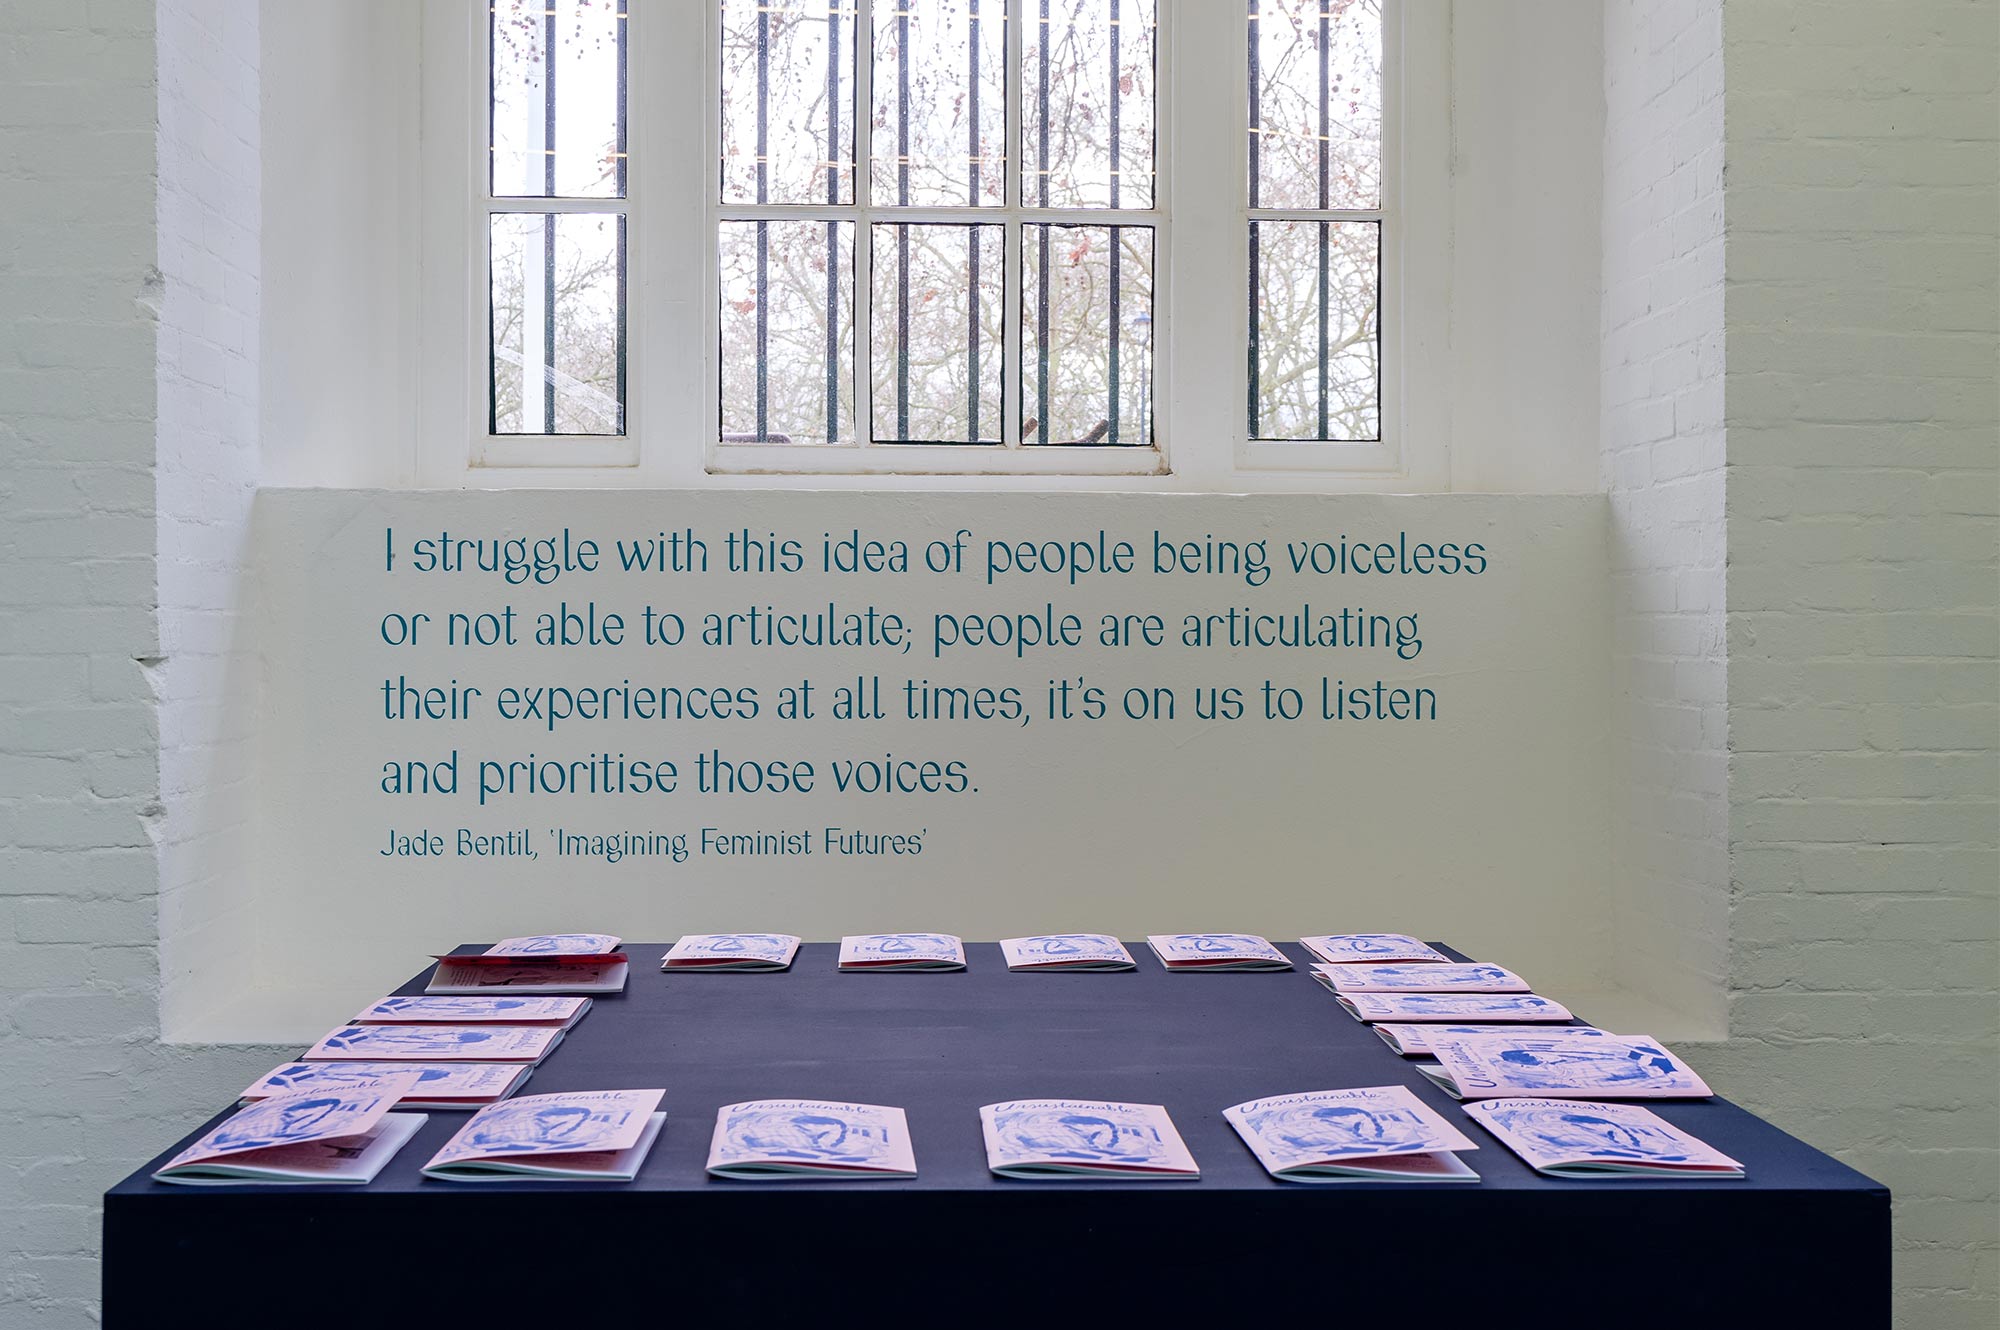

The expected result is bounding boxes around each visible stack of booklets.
[1416,1031,1715,1101]
[240,1060,532,1109]
[426,933,629,994]
[1333,991,1577,1023]
[998,934,1137,971]
[1300,933,1452,965]
[1465,1099,1745,1178]
[422,1089,666,1181]
[706,1100,917,1179]
[1374,1023,1605,1057]
[661,932,801,971]
[1223,1085,1480,1182]
[1146,933,1292,972]
[303,1023,565,1065]
[350,995,591,1030]
[837,933,966,971]
[1312,961,1532,994]
[979,1100,1198,1179]
[153,1076,424,1185]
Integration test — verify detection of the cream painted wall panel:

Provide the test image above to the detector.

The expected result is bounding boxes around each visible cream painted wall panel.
[220,489,1615,1036]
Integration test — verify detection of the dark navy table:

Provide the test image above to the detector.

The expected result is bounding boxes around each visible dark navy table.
[104,944,1888,1326]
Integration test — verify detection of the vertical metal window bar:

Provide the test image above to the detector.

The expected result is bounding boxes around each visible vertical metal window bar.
[895,2,911,440]
[826,3,842,443]
[1315,0,1330,441]
[967,0,983,441]
[616,4,629,429]
[1107,0,1121,444]
[1033,0,1050,443]
[1246,0,1261,438]
[755,4,770,440]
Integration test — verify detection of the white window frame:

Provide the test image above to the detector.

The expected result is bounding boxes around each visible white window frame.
[417,0,1448,491]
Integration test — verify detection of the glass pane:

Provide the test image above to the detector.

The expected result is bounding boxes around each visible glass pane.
[1248,0,1382,210]
[871,224,1004,443]
[720,220,856,445]
[720,0,856,205]
[873,0,1007,208]
[1022,0,1156,209]
[1249,219,1378,441]
[1022,225,1153,445]
[490,0,627,198]
[491,213,626,435]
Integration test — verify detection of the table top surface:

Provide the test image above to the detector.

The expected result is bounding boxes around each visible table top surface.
[109,942,1885,1199]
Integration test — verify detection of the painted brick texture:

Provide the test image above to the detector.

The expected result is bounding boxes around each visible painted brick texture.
[1717,2,2000,1327]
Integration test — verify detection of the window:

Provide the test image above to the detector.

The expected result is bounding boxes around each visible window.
[445,1,1432,486]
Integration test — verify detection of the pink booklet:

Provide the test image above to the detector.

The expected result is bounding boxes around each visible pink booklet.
[1223,1085,1480,1182]
[1300,934,1452,966]
[425,958,628,995]
[1313,961,1531,994]
[304,1023,564,1064]
[1419,1032,1715,1100]
[348,995,590,1028]
[1375,1023,1607,1057]
[1335,991,1576,1023]
[1466,1099,1745,1177]
[240,1061,531,1109]
[154,1078,425,1185]
[422,1089,666,1181]
[431,934,624,966]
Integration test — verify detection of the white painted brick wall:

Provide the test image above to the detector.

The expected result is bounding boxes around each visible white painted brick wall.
[1716,4,2000,1327]
[1601,0,1731,1029]
[0,2,283,1324]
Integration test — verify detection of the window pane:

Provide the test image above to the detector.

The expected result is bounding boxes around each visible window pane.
[1022,0,1156,209]
[871,224,1003,443]
[720,220,856,444]
[873,0,1007,208]
[1022,225,1153,445]
[1249,219,1377,441]
[1248,0,1382,210]
[491,213,626,435]
[720,0,855,205]
[490,0,627,198]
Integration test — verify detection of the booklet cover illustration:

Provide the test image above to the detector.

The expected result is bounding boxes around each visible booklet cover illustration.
[997,934,1137,971]
[1145,933,1293,971]
[1334,991,1576,1023]
[304,1023,564,1064]
[1375,1023,1605,1057]
[349,995,590,1028]
[422,1089,667,1181]
[1313,961,1531,994]
[837,933,967,971]
[426,958,629,995]
[1299,934,1452,966]
[154,1078,425,1185]
[241,1060,531,1109]
[706,1100,917,1179]
[1465,1099,1745,1178]
[476,933,623,961]
[1418,1032,1714,1101]
[980,1100,1198,1179]
[1223,1085,1480,1183]
[662,933,801,971]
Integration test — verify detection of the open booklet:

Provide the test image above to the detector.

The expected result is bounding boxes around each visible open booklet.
[661,932,801,971]
[838,933,966,971]
[1313,961,1532,994]
[998,934,1137,971]
[241,1060,531,1109]
[153,1077,425,1185]
[1465,1098,1745,1178]
[1334,991,1576,1023]
[1418,1032,1714,1101]
[426,958,629,995]
[1300,934,1452,966]
[421,1089,666,1181]
[304,1023,564,1065]
[1224,1085,1480,1183]
[349,995,590,1029]
[1145,933,1292,972]
[980,1100,1198,1179]
[1375,1023,1606,1057]
[706,1100,917,1179]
